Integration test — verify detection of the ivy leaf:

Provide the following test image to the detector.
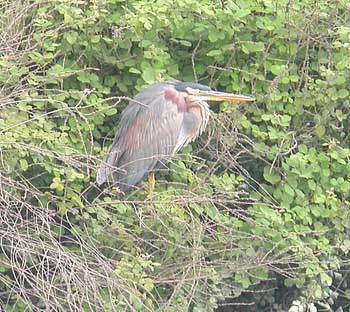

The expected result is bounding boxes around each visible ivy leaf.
[263,166,281,184]
[104,108,118,116]
[142,67,156,83]
[65,31,78,45]
[338,89,349,98]
[19,159,29,171]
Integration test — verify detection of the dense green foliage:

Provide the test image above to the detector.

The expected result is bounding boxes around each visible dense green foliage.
[1,0,350,311]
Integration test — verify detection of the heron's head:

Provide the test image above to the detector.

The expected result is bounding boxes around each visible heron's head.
[173,81,255,104]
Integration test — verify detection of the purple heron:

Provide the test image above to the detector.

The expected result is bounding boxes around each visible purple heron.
[97,80,254,193]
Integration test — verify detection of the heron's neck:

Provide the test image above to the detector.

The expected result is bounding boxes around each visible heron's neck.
[187,100,210,136]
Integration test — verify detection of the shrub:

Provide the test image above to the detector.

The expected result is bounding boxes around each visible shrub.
[1,0,350,311]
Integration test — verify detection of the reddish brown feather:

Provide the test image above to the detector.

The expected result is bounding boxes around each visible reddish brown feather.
[124,87,188,152]
[187,105,203,128]
[123,114,145,149]
[164,87,187,112]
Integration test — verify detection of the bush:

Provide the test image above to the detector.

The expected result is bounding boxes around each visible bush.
[1,0,350,311]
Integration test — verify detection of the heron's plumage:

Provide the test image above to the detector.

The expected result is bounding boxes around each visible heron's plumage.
[96,81,206,191]
[96,80,255,192]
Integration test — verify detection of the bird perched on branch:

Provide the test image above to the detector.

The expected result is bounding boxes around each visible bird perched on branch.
[97,80,254,193]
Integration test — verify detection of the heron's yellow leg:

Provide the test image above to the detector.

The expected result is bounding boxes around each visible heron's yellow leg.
[147,172,155,193]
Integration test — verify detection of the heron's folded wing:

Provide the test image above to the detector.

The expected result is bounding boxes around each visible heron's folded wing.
[97,82,189,191]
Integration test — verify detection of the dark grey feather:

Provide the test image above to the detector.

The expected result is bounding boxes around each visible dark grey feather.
[96,81,200,192]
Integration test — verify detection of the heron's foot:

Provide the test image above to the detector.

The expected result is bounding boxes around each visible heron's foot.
[147,172,155,194]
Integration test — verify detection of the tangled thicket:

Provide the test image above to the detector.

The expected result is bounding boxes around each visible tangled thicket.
[1,0,350,311]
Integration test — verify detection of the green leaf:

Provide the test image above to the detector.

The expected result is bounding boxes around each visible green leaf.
[65,31,79,45]
[315,125,326,137]
[77,72,99,84]
[340,180,350,192]
[105,108,118,116]
[263,166,281,184]
[308,180,316,191]
[179,40,192,47]
[284,184,295,197]
[50,177,64,192]
[129,68,141,74]
[190,203,203,214]
[338,89,349,98]
[207,49,222,57]
[64,14,74,24]
[142,67,156,83]
[19,159,28,171]
[91,35,101,43]
[102,37,113,44]
[270,65,285,75]
[242,42,265,53]
[143,278,154,292]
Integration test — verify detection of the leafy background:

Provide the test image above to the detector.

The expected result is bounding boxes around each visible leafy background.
[1,0,350,311]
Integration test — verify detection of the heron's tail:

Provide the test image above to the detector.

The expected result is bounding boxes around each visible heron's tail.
[96,148,120,185]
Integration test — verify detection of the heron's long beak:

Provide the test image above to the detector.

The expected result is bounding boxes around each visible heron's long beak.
[186,87,255,103]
